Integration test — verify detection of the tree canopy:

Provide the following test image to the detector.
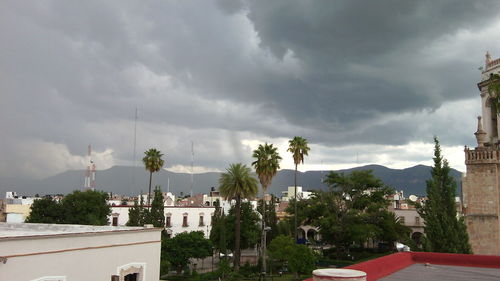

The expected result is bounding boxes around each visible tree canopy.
[143,148,164,206]
[26,190,110,225]
[162,231,213,274]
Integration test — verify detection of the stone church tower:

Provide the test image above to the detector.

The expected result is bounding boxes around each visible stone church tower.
[463,52,500,255]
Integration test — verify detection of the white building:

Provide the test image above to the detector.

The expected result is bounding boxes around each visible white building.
[281,186,312,201]
[0,223,161,281]
[110,206,215,237]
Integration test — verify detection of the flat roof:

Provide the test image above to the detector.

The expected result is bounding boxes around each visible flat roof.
[0,223,146,238]
[380,263,500,281]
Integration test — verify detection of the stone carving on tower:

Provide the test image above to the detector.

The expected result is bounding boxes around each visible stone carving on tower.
[463,52,500,255]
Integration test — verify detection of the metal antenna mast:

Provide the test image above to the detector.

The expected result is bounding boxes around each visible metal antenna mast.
[190,141,194,198]
[131,107,138,194]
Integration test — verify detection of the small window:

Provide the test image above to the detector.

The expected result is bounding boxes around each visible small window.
[199,215,204,226]
[182,214,188,227]
[112,217,118,226]
[415,216,420,225]
[166,216,171,227]
[399,216,405,224]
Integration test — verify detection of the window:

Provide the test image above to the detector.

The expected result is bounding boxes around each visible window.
[182,213,189,227]
[415,216,420,226]
[166,213,172,227]
[399,216,405,224]
[112,217,118,226]
[125,273,138,281]
[199,215,204,226]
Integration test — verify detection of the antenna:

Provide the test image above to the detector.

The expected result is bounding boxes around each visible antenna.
[131,107,138,195]
[167,176,170,193]
[84,145,96,191]
[190,141,194,197]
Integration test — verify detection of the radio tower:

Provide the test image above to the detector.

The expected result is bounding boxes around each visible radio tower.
[190,141,194,198]
[84,145,96,191]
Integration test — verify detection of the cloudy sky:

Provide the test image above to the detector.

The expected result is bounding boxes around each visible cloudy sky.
[2,0,500,180]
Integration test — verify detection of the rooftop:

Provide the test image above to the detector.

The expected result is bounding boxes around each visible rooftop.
[305,252,500,281]
[0,223,146,239]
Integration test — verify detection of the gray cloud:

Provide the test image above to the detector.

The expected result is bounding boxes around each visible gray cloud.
[1,0,498,179]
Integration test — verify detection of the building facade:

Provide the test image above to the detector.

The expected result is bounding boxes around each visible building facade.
[110,206,214,237]
[0,223,161,281]
[463,52,500,255]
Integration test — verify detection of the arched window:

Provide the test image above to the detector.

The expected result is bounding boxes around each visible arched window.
[165,213,172,227]
[116,262,146,281]
[182,213,189,227]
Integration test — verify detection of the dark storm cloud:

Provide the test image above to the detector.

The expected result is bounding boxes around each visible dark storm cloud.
[0,0,498,179]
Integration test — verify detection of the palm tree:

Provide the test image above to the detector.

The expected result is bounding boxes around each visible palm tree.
[252,143,281,275]
[219,163,258,270]
[287,136,310,241]
[142,148,164,207]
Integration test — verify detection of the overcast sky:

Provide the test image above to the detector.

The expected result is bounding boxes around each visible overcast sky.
[2,0,500,180]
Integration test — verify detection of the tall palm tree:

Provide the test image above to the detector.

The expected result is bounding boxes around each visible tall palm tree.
[287,136,310,241]
[219,163,258,270]
[252,143,281,275]
[142,148,164,207]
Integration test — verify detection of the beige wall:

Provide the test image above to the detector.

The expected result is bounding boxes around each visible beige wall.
[0,228,161,281]
[5,204,31,217]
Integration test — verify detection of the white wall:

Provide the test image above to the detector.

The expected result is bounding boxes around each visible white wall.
[0,227,161,281]
[111,206,215,237]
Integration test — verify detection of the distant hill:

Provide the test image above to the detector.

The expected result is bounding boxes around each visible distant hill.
[0,164,462,197]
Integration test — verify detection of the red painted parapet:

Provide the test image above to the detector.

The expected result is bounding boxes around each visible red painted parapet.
[345,252,413,281]
[411,251,500,269]
[304,251,500,281]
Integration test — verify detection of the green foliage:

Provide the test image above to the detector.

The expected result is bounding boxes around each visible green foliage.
[162,231,213,274]
[219,163,259,269]
[210,202,260,252]
[25,197,63,223]
[127,187,165,227]
[143,148,165,206]
[488,73,500,114]
[287,136,310,166]
[149,186,165,227]
[418,137,471,254]
[257,195,279,243]
[26,190,110,225]
[288,170,401,258]
[252,143,282,190]
[268,235,316,277]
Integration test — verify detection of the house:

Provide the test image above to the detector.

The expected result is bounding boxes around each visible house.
[0,222,161,281]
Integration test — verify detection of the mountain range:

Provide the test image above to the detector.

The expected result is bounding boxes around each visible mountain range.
[0,164,463,198]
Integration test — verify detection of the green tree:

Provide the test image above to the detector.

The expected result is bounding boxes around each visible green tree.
[27,190,110,225]
[126,198,142,226]
[25,197,63,223]
[252,143,281,274]
[301,170,393,258]
[219,163,259,270]
[148,186,165,227]
[418,137,471,253]
[162,231,213,274]
[61,190,111,225]
[225,202,261,251]
[143,148,165,207]
[287,136,310,241]
[268,235,316,279]
[257,195,279,244]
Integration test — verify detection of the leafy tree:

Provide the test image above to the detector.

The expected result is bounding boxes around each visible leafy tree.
[287,136,310,240]
[373,211,411,251]
[252,143,281,273]
[61,190,111,225]
[143,148,165,207]
[418,137,471,253]
[257,195,279,244]
[162,231,213,274]
[268,235,316,279]
[225,202,261,251]
[210,200,227,256]
[219,163,259,270]
[299,170,394,258]
[26,190,110,225]
[26,197,63,223]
